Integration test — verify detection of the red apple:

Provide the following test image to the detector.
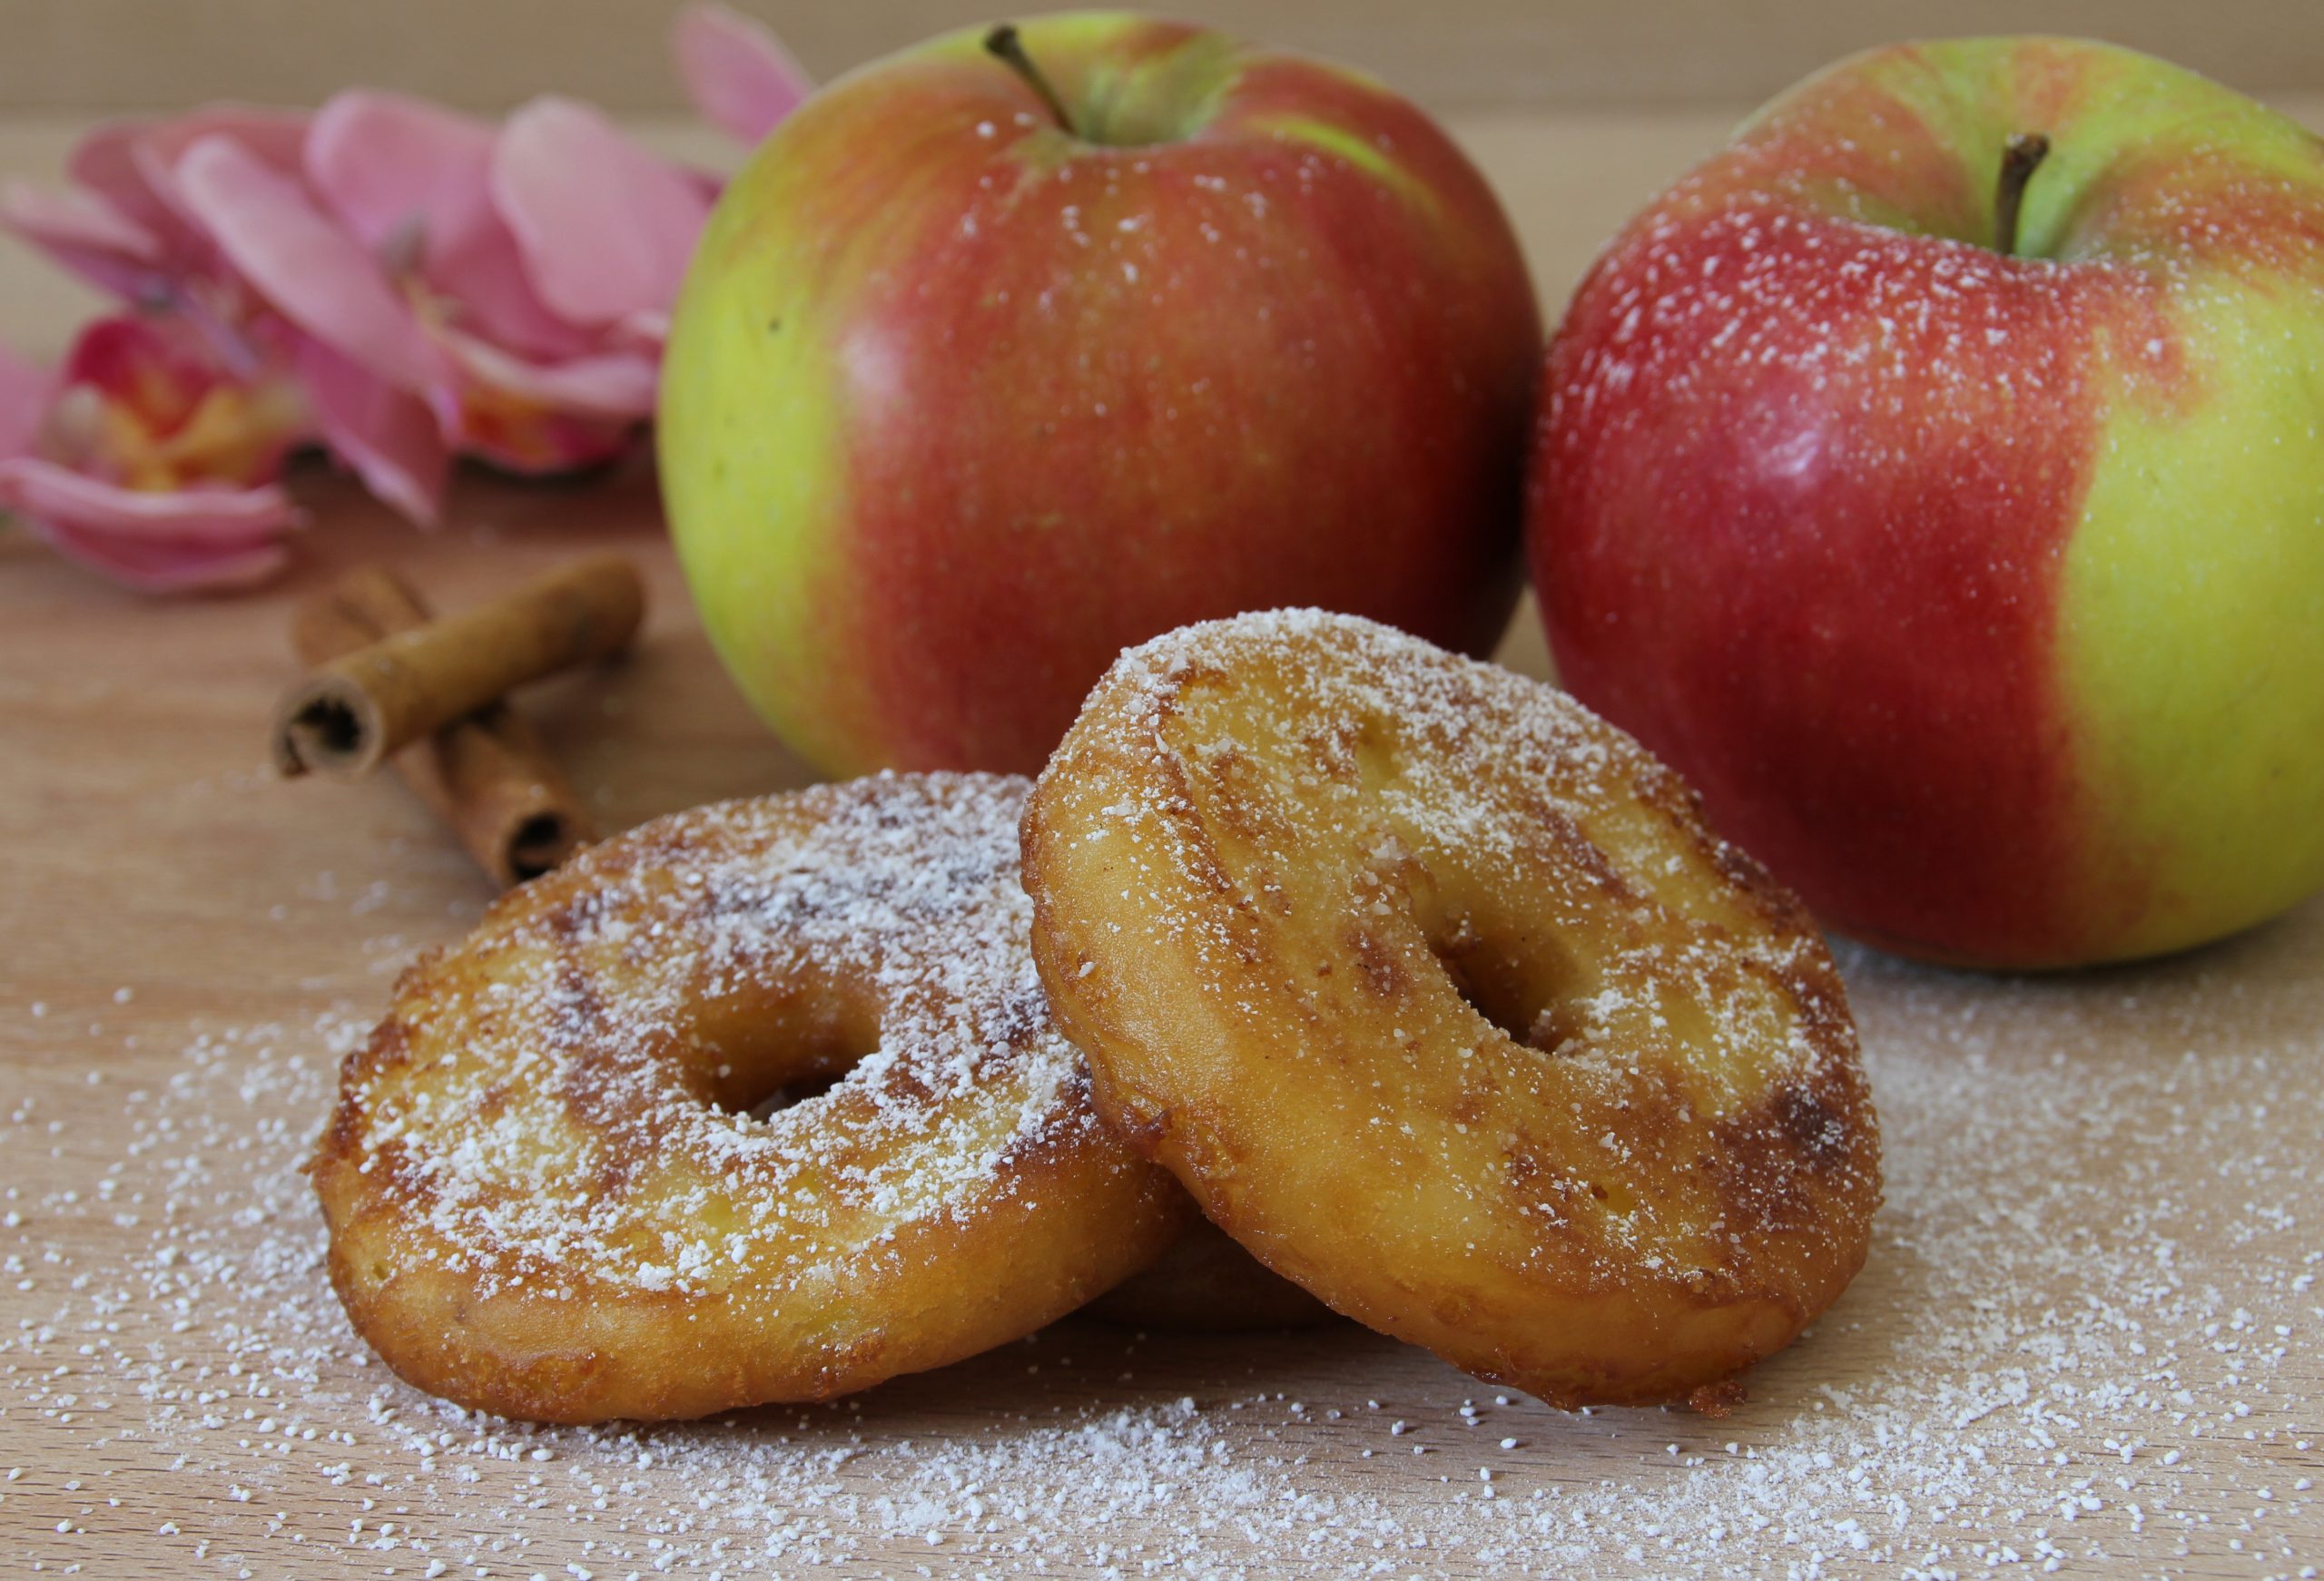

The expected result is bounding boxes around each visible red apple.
[1529,37,2324,969]
[659,15,1539,776]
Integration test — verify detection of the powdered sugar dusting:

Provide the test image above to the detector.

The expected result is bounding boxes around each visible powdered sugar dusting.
[325,773,1124,1299]
[5,908,2319,1574]
[310,771,1177,1420]
[1035,608,1876,1341]
[0,900,2317,1576]
[6,757,2321,1572]
[1095,607,1849,1086]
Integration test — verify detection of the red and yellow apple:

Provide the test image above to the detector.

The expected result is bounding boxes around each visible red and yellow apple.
[661,15,1539,776]
[1529,37,2324,968]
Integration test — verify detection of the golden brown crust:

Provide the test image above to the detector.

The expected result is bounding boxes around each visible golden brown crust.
[313,772,1187,1422]
[1021,612,1881,1408]
[1082,1217,1340,1331]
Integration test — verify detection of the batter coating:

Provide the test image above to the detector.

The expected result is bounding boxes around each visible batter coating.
[1022,612,1881,1407]
[315,773,1185,1422]
[1084,1219,1338,1332]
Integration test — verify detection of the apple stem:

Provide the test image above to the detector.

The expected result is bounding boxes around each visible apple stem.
[1994,132,2052,258]
[984,24,1078,138]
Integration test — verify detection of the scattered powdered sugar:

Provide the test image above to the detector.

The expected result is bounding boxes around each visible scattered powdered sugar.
[4,827,2319,1575]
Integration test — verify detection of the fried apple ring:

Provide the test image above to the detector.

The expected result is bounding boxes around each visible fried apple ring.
[1083,1219,1338,1331]
[314,772,1185,1423]
[1022,611,1880,1408]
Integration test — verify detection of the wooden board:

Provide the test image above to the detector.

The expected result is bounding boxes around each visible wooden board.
[3,103,2323,1579]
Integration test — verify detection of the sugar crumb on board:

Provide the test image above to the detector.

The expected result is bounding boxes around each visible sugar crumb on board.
[0,907,2320,1577]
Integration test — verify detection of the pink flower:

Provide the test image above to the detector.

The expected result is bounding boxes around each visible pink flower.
[0,315,306,592]
[672,3,815,146]
[0,3,809,591]
[1,105,310,321]
[294,90,707,496]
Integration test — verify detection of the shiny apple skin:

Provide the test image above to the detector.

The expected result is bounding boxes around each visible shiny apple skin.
[1529,37,2324,968]
[663,14,1540,775]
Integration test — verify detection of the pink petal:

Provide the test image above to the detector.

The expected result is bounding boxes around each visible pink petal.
[126,105,310,239]
[306,91,497,255]
[461,417,636,478]
[64,310,221,397]
[2,183,160,260]
[614,308,670,349]
[308,92,595,360]
[491,97,711,329]
[0,456,295,537]
[125,105,310,178]
[64,119,189,250]
[421,208,599,361]
[440,331,659,421]
[35,518,292,592]
[65,108,310,277]
[0,345,56,458]
[0,182,165,300]
[0,455,300,592]
[672,5,813,146]
[295,337,448,525]
[172,135,447,396]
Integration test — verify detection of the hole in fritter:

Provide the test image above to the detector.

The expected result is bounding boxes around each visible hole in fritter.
[1425,907,1599,1056]
[743,1069,847,1120]
[1433,937,1538,1047]
[706,1036,872,1121]
[684,975,882,1119]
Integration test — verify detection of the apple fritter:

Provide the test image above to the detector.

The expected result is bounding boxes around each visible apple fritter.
[1083,1217,1338,1332]
[1021,612,1880,1409]
[314,773,1185,1423]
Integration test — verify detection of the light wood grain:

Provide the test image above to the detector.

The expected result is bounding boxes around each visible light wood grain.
[2,102,2322,1578]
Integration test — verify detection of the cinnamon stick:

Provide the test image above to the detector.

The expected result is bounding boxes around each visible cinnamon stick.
[271,552,643,780]
[287,565,600,887]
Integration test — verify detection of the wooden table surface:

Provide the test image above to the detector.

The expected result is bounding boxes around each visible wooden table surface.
[3,103,2322,1580]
